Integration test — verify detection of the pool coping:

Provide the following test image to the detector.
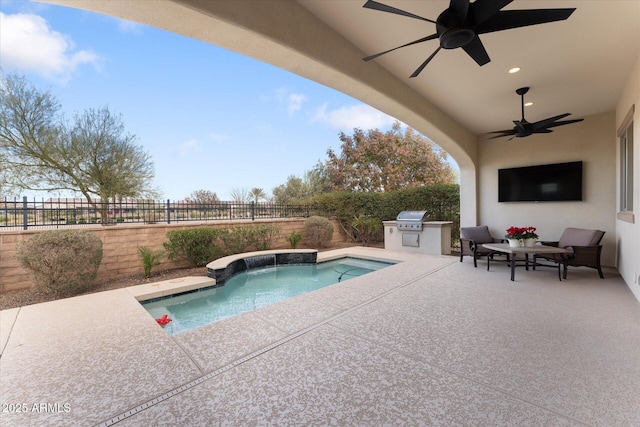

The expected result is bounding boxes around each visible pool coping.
[207,249,319,285]
[130,248,408,303]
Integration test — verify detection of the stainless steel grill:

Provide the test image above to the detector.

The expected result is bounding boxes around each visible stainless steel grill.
[396,210,429,231]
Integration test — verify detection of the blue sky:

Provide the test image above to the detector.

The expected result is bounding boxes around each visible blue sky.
[1,0,454,200]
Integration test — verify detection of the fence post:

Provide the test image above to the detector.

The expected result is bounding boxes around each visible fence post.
[251,201,255,221]
[22,196,28,230]
[166,199,171,224]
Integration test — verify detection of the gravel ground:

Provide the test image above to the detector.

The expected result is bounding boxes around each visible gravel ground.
[0,267,206,311]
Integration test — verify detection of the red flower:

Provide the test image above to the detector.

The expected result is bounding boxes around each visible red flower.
[506,226,538,239]
[156,314,172,326]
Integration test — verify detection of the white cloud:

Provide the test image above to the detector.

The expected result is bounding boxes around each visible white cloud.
[287,93,306,116]
[271,87,307,116]
[176,138,202,157]
[0,12,102,83]
[311,103,396,131]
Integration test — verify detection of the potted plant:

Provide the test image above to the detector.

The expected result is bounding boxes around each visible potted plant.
[522,226,539,247]
[505,226,526,247]
[505,226,538,247]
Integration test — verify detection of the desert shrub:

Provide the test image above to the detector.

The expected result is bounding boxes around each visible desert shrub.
[252,225,280,250]
[351,215,383,245]
[16,229,103,296]
[286,230,303,249]
[138,246,165,278]
[303,216,334,248]
[219,226,253,255]
[163,228,224,267]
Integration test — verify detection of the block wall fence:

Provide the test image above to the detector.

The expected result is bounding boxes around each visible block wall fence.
[0,218,349,292]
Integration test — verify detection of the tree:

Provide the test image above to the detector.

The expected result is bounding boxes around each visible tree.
[229,187,250,203]
[249,187,267,204]
[324,121,456,192]
[272,175,312,204]
[0,73,157,223]
[185,189,219,205]
[305,160,332,196]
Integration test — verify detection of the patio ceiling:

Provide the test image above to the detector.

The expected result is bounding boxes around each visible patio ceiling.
[41,0,639,140]
[301,0,640,135]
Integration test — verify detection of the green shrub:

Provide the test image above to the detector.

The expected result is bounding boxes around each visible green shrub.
[286,230,303,249]
[306,184,460,243]
[163,228,224,267]
[219,226,254,255]
[303,216,334,248]
[138,246,164,278]
[16,229,103,296]
[351,215,383,245]
[253,225,280,250]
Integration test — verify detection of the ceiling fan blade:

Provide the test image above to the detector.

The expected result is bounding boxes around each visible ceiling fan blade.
[487,128,515,134]
[410,46,441,78]
[363,0,437,24]
[531,113,571,130]
[542,118,584,129]
[470,0,512,25]
[363,34,438,62]
[487,132,516,140]
[532,129,553,134]
[450,0,470,22]
[462,35,490,66]
[513,120,527,134]
[477,9,576,34]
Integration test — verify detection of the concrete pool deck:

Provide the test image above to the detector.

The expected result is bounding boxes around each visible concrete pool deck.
[1,247,639,426]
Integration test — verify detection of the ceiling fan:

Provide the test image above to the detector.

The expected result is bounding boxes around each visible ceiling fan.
[362,0,576,77]
[487,87,584,140]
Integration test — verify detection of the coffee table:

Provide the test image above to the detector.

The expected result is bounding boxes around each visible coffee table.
[482,243,572,281]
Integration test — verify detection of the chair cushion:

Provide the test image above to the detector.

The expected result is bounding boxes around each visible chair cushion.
[558,228,602,247]
[460,226,494,244]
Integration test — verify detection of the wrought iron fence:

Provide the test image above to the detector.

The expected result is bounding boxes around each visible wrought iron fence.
[0,197,311,230]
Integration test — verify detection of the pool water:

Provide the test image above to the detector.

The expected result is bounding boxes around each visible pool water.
[142,257,392,335]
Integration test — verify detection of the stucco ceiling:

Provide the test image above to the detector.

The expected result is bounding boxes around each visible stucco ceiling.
[300,0,639,135]
[42,0,639,140]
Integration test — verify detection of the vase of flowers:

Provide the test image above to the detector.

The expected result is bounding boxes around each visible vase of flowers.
[505,226,538,247]
[522,226,539,247]
[505,226,524,247]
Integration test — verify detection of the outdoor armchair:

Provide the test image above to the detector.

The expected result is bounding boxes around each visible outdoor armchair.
[534,227,605,279]
[460,226,505,268]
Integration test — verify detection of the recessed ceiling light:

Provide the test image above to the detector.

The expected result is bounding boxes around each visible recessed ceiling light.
[508,67,521,74]
[525,102,533,106]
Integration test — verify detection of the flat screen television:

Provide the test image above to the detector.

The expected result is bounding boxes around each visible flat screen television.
[498,161,583,202]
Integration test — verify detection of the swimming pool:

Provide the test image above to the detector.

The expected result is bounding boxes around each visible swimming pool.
[142,257,392,335]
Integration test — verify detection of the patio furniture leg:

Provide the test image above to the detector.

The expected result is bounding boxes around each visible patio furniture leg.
[511,255,516,281]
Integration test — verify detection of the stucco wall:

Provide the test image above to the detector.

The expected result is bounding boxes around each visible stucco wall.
[477,111,617,267]
[615,54,640,300]
[0,218,348,292]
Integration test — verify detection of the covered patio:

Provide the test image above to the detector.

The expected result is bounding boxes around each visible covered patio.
[1,248,638,426]
[3,1,639,425]
[40,0,640,301]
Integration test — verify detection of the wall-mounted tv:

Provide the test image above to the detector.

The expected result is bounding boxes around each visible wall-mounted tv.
[498,161,583,202]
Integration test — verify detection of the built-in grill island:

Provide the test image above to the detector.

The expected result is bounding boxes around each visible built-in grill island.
[384,211,452,255]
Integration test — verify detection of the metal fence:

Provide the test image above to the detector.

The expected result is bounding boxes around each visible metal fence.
[0,197,311,230]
